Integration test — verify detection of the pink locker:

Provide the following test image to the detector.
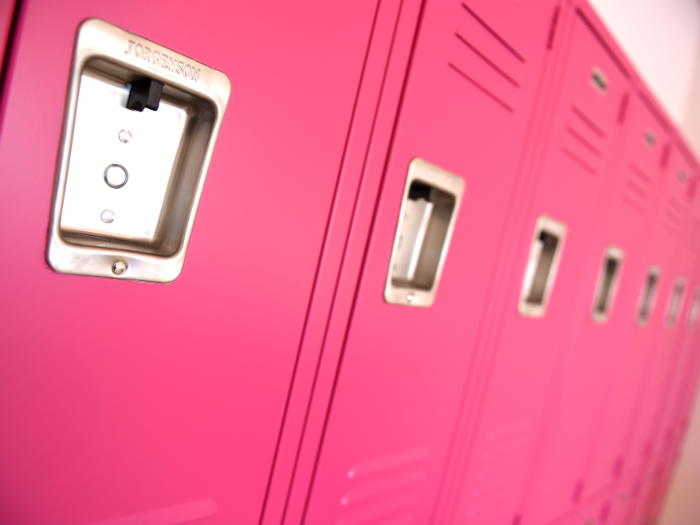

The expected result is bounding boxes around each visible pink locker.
[0,1,380,523]
[668,258,700,449]
[625,460,673,525]
[573,491,611,525]
[287,1,562,524]
[648,232,700,468]
[666,314,700,456]
[601,482,637,525]
[617,143,697,484]
[517,84,672,525]
[581,140,691,497]
[449,5,631,524]
[648,201,700,465]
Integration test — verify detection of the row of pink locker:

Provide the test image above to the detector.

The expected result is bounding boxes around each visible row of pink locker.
[0,0,699,524]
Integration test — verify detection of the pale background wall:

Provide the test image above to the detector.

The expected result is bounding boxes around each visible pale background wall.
[588,0,700,129]
[586,1,700,523]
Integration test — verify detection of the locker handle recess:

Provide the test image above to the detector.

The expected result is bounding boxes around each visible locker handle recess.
[385,158,465,307]
[47,19,231,283]
[518,216,567,318]
[637,266,660,326]
[591,246,624,323]
[665,278,686,329]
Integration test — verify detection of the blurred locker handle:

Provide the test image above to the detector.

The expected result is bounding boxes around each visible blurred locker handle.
[384,158,465,307]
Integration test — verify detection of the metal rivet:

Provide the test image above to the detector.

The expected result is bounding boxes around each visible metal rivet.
[101,209,115,223]
[112,260,127,275]
[118,129,132,143]
[407,293,415,303]
[104,163,129,189]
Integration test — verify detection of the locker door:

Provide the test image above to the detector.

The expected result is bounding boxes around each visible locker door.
[603,483,635,525]
[573,491,610,525]
[664,283,700,456]
[627,463,668,525]
[581,142,691,498]
[650,195,700,463]
[297,0,561,524]
[519,89,671,523]
[618,144,695,482]
[451,8,630,525]
[0,1,379,524]
[643,459,674,523]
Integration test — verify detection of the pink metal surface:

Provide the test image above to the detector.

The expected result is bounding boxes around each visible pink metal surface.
[298,1,561,524]
[580,140,688,501]
[519,86,671,524]
[645,174,700,467]
[1,0,700,524]
[573,491,610,525]
[600,482,636,525]
[451,8,630,525]
[0,0,379,523]
[616,144,695,482]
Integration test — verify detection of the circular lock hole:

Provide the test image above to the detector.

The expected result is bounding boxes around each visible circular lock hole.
[104,163,129,189]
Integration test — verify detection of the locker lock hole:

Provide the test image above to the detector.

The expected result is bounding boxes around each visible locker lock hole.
[518,216,567,318]
[591,247,624,323]
[637,266,660,326]
[385,158,464,307]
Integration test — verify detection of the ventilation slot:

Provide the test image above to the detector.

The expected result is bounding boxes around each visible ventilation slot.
[665,278,686,329]
[562,106,607,175]
[591,247,624,323]
[637,266,660,326]
[518,216,567,317]
[449,3,524,112]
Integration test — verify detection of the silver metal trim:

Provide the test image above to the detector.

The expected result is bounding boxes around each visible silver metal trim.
[518,215,568,318]
[47,19,231,283]
[590,245,625,323]
[384,158,465,308]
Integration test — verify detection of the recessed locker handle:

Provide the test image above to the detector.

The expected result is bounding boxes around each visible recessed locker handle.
[665,278,686,329]
[637,266,661,326]
[384,158,465,307]
[518,215,567,318]
[687,289,700,330]
[591,246,624,323]
[47,19,231,283]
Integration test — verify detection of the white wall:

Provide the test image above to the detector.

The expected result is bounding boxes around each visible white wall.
[588,0,700,126]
